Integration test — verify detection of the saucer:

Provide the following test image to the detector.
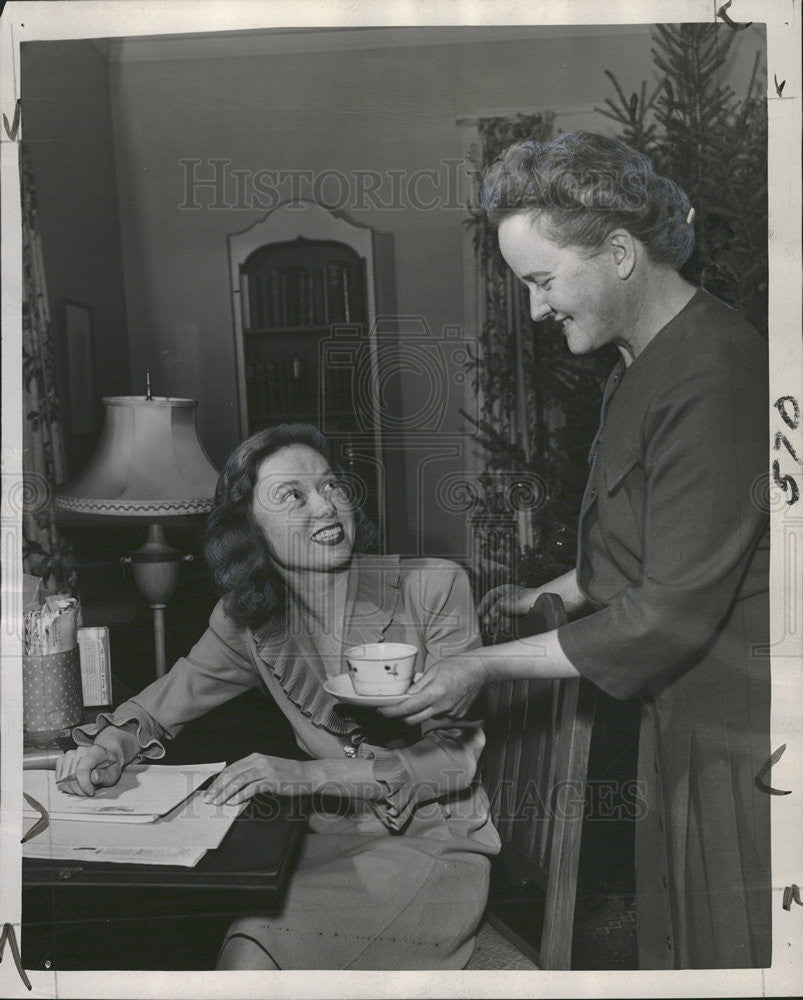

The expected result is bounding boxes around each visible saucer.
[323,673,413,707]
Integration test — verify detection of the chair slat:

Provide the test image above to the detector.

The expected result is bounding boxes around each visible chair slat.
[479,593,596,970]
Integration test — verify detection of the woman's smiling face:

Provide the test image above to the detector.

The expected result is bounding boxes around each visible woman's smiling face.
[251,444,355,575]
[498,211,628,357]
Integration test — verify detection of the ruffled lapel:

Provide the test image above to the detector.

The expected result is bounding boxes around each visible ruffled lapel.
[250,555,402,736]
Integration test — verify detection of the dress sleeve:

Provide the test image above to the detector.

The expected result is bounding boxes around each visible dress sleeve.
[559,344,768,700]
[72,600,258,758]
[359,562,487,831]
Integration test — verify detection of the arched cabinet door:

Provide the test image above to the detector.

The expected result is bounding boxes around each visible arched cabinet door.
[228,201,385,544]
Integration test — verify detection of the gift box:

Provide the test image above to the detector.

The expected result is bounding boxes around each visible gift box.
[23,646,84,734]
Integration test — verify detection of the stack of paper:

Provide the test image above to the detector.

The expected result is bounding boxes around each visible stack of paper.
[23,763,246,867]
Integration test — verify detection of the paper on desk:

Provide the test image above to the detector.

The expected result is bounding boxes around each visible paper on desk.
[21,843,208,867]
[23,789,247,853]
[23,763,227,823]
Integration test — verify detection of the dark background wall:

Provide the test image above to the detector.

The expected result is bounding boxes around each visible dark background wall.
[21,39,131,476]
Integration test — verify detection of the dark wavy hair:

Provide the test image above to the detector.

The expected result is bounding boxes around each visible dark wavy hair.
[203,423,378,628]
[481,130,695,269]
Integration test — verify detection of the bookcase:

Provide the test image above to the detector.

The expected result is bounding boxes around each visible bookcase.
[228,201,385,540]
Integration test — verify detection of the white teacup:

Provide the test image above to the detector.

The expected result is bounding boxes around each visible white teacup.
[344,642,418,696]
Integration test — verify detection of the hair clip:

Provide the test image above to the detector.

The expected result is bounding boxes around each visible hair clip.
[686,207,696,225]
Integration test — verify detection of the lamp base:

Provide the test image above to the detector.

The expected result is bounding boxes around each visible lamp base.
[124,524,192,678]
[150,605,168,679]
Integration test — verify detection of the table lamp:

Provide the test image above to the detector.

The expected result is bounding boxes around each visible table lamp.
[55,391,219,678]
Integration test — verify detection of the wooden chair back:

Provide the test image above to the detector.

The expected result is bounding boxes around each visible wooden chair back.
[479,592,596,970]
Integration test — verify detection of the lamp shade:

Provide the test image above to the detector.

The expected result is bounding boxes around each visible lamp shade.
[55,396,219,517]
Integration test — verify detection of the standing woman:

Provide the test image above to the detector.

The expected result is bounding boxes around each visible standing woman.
[383,132,771,969]
[56,423,499,970]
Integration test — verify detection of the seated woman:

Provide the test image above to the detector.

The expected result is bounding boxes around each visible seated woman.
[56,423,500,970]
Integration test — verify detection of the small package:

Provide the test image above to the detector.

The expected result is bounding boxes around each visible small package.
[23,592,84,735]
[77,626,113,706]
[23,648,84,733]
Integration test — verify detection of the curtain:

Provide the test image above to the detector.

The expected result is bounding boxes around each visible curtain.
[21,143,76,594]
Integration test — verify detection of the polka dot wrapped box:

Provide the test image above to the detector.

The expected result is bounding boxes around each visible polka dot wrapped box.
[23,646,84,734]
[22,592,84,735]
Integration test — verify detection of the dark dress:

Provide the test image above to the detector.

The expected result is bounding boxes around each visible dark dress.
[558,288,771,968]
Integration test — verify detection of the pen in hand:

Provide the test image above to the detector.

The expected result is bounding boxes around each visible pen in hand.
[55,759,118,788]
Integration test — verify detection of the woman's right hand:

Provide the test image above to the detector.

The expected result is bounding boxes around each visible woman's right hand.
[54,744,124,797]
[478,584,538,632]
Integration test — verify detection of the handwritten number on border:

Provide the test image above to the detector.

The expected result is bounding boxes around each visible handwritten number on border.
[774,432,801,465]
[773,396,801,506]
[776,396,800,430]
[717,1,752,30]
[755,743,792,795]
[0,924,32,990]
[784,885,803,910]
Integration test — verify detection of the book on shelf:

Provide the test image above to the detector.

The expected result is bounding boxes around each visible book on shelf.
[240,270,252,329]
[342,265,351,323]
[293,265,310,327]
[347,263,365,324]
[265,360,279,412]
[249,272,260,328]
[305,271,315,327]
[248,271,260,329]
[246,356,318,422]
[277,269,288,327]
[284,267,296,326]
[245,256,362,332]
[326,262,346,324]
[290,356,315,413]
[313,267,327,326]
[322,365,352,414]
[337,366,353,412]
[257,361,269,416]
[245,359,257,415]
[268,269,281,327]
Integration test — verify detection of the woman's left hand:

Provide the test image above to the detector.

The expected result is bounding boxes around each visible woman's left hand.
[204,754,313,807]
[378,656,488,725]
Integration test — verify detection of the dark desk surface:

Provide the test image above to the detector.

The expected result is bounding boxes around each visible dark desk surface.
[23,791,306,893]
[22,650,308,970]
[22,792,306,971]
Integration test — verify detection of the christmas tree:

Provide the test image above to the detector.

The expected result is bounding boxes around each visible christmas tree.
[465,24,767,619]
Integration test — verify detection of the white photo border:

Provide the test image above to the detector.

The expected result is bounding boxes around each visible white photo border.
[1,1,800,998]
